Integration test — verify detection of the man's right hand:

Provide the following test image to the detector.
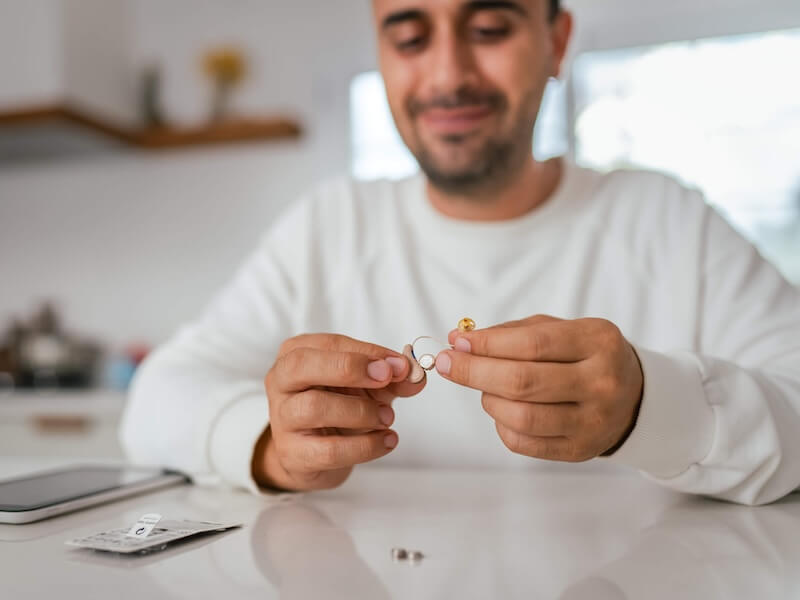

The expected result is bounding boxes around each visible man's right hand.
[255,334,426,492]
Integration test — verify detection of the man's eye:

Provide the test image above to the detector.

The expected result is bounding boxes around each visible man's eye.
[472,27,510,41]
[396,36,425,51]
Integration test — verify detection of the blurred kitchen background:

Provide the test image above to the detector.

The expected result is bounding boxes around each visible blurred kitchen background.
[1,0,799,462]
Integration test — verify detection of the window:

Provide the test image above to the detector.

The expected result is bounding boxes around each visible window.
[573,29,800,283]
[350,72,418,181]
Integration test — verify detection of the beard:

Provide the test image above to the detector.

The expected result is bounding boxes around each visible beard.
[403,87,537,196]
[414,134,522,195]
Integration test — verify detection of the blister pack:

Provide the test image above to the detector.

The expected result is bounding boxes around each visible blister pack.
[66,515,241,555]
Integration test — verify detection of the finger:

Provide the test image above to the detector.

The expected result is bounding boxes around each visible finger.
[282,390,395,431]
[279,333,406,365]
[492,315,562,328]
[495,423,581,462]
[280,334,411,383]
[275,348,403,392]
[451,319,594,362]
[436,351,581,402]
[385,377,427,398]
[448,315,561,345]
[327,372,427,403]
[481,394,580,437]
[364,379,427,403]
[286,430,399,473]
[348,381,427,414]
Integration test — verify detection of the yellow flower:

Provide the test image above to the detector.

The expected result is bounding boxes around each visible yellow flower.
[202,47,247,86]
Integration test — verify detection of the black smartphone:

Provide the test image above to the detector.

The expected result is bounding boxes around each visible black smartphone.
[0,465,189,524]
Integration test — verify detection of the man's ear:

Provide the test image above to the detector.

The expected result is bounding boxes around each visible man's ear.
[550,10,573,79]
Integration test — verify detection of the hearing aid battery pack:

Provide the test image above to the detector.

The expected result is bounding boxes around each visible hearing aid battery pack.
[66,518,241,555]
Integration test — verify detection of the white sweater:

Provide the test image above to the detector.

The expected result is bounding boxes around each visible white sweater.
[120,163,800,505]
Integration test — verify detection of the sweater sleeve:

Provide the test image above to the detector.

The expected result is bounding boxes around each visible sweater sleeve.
[604,203,800,505]
[119,195,318,494]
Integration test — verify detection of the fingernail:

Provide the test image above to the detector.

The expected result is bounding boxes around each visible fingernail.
[384,432,398,449]
[378,405,394,426]
[368,360,391,381]
[454,337,471,352]
[385,356,407,377]
[435,352,452,375]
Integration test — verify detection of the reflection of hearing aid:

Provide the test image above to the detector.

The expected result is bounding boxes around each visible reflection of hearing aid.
[252,504,391,599]
[404,318,476,383]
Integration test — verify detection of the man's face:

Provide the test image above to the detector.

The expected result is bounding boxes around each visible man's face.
[373,0,569,194]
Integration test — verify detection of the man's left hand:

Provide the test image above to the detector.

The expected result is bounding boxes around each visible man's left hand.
[437,315,644,462]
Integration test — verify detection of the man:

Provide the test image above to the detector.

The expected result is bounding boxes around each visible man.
[120,0,800,505]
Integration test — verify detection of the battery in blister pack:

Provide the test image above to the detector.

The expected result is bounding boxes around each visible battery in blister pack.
[66,517,241,555]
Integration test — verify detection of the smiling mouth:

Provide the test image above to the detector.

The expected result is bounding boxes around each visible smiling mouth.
[419,104,495,136]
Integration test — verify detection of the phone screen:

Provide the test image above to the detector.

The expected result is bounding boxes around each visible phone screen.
[0,466,173,511]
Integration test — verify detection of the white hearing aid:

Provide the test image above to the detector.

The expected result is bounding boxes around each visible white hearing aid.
[403,318,476,383]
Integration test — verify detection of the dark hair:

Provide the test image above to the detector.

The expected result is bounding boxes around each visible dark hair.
[550,0,560,20]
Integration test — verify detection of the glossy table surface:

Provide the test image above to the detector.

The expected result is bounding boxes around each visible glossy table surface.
[1,459,799,600]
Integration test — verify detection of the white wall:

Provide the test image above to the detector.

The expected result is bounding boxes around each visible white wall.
[0,0,374,350]
[126,0,376,168]
[2,0,799,351]
[130,0,314,127]
[0,0,63,109]
[62,0,138,125]
[0,143,313,347]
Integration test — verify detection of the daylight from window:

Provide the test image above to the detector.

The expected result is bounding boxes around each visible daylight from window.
[575,28,800,283]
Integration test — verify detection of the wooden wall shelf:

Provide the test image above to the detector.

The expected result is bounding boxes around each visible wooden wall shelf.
[0,104,302,150]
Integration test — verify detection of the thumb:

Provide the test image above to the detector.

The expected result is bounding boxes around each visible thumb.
[386,377,427,399]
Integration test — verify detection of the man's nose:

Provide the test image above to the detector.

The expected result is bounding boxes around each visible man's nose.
[427,30,479,96]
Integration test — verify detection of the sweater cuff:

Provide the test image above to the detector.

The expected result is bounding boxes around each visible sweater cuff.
[600,347,715,478]
[208,393,281,496]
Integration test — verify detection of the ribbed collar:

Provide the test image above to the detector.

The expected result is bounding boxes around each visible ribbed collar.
[402,160,581,245]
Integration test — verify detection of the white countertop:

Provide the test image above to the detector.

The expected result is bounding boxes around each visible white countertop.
[1,462,799,599]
